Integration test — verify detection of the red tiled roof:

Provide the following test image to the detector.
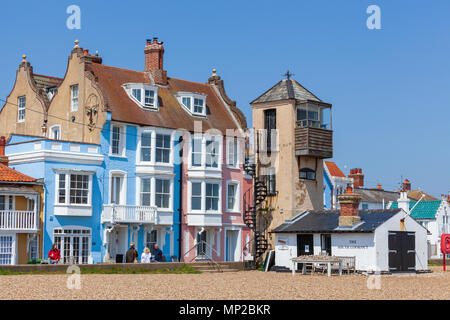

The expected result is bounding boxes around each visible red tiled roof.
[0,163,36,182]
[325,161,346,178]
[86,63,242,135]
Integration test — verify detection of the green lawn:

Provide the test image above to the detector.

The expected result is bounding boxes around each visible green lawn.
[0,264,201,276]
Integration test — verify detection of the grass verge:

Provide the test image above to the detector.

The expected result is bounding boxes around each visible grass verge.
[0,264,201,276]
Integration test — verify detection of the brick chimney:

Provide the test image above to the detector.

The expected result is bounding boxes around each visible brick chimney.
[0,136,8,166]
[338,186,362,227]
[349,168,364,189]
[402,179,411,192]
[144,38,167,84]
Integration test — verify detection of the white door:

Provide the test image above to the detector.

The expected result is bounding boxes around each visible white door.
[0,234,16,265]
[226,230,238,262]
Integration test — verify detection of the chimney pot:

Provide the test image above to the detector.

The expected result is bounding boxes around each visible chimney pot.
[348,168,364,189]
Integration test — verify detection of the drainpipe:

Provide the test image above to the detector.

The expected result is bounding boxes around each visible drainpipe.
[178,136,184,261]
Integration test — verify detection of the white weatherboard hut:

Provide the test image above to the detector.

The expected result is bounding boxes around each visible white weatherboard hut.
[272,189,428,273]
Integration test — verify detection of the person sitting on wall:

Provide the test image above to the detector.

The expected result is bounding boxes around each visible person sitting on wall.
[48,244,61,264]
[153,244,163,262]
[125,242,139,263]
[141,247,152,263]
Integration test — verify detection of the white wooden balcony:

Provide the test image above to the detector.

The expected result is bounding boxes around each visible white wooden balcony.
[101,205,157,224]
[0,210,38,231]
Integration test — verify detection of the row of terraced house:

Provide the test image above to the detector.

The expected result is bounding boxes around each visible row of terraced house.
[0,39,256,264]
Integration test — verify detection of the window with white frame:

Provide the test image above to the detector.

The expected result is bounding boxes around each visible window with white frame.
[111,124,125,156]
[155,179,170,208]
[205,137,219,168]
[227,182,239,212]
[140,178,152,206]
[177,93,207,117]
[141,132,152,162]
[71,85,79,112]
[191,137,202,167]
[227,138,239,168]
[50,125,61,140]
[18,96,26,122]
[110,175,124,204]
[155,134,171,163]
[139,177,172,209]
[54,227,91,264]
[206,183,220,211]
[56,173,92,205]
[191,182,202,210]
[123,83,158,110]
[0,235,14,265]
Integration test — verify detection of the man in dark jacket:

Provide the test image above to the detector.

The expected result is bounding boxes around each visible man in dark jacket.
[153,244,163,262]
[125,242,138,263]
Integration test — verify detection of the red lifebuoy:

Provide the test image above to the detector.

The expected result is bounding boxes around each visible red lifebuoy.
[441,234,450,254]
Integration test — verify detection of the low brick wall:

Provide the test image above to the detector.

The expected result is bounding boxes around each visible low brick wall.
[0,261,244,273]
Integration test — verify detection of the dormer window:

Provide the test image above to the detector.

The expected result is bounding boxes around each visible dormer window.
[123,83,158,110]
[176,92,207,117]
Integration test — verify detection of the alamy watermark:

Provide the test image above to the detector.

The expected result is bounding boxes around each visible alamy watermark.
[66,5,81,30]
[66,265,81,290]
[366,5,381,30]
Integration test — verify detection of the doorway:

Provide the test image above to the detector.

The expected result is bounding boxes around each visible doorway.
[388,231,416,272]
[297,234,314,270]
[226,230,239,261]
[109,226,128,263]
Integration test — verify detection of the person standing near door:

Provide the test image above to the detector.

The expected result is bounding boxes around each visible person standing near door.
[125,242,138,263]
[153,244,163,262]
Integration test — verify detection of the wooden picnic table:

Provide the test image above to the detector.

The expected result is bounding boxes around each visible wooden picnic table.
[291,255,344,277]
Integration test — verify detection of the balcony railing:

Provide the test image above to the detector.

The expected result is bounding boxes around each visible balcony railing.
[295,125,333,159]
[0,210,37,231]
[102,205,157,224]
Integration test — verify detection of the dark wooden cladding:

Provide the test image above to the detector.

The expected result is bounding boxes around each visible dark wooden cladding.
[295,126,333,158]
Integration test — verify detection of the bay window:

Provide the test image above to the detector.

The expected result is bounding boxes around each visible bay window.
[155,179,170,209]
[141,132,152,161]
[205,138,219,168]
[227,138,239,168]
[206,183,219,211]
[191,182,202,210]
[140,178,152,206]
[56,173,92,205]
[155,134,171,163]
[191,138,202,167]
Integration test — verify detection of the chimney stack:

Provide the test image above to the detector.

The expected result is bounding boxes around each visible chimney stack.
[144,38,167,84]
[349,168,364,189]
[397,191,410,214]
[338,186,362,227]
[402,179,411,192]
[0,136,8,166]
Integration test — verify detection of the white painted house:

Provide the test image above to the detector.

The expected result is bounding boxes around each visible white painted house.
[272,188,428,272]
[389,193,450,258]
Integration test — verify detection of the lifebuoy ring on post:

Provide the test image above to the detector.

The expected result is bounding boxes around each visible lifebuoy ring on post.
[442,234,450,254]
[441,234,450,272]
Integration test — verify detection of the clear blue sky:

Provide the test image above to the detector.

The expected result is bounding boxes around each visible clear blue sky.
[1,0,449,197]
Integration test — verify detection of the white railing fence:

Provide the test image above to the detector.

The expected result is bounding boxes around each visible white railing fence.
[0,210,37,230]
[102,205,157,224]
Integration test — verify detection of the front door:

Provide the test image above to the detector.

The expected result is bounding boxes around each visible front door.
[110,226,128,263]
[226,230,238,261]
[297,234,314,270]
[388,231,416,272]
[196,230,208,259]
